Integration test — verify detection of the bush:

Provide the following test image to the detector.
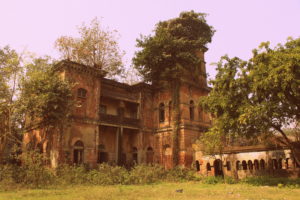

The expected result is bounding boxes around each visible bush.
[242,176,300,188]
[13,151,55,188]
[128,164,166,184]
[165,167,198,182]
[202,176,224,184]
[0,157,201,188]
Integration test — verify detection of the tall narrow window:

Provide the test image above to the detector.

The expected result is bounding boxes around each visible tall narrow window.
[77,88,87,99]
[195,160,200,171]
[132,147,138,164]
[100,105,107,114]
[206,163,211,171]
[260,159,265,170]
[242,160,247,170]
[159,103,165,122]
[168,101,172,123]
[73,140,84,165]
[189,100,194,121]
[226,161,231,171]
[254,160,259,170]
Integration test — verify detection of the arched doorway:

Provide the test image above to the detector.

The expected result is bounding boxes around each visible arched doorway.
[195,160,200,171]
[213,159,224,177]
[132,147,138,164]
[73,140,84,164]
[146,147,154,164]
[163,144,172,169]
[97,144,108,164]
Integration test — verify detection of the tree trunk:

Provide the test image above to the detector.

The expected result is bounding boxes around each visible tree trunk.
[275,126,300,167]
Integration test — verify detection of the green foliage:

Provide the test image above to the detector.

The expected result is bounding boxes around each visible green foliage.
[128,164,165,184]
[0,161,199,188]
[0,46,23,161]
[133,11,214,166]
[199,38,300,161]
[242,176,300,188]
[202,176,224,184]
[19,57,73,132]
[55,18,124,79]
[133,10,214,83]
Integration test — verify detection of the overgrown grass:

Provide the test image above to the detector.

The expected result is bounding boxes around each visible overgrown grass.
[0,161,198,189]
[1,182,300,200]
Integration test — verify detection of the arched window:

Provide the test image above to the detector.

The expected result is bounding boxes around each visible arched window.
[286,158,290,169]
[206,163,211,171]
[74,140,84,164]
[146,147,154,164]
[278,158,283,169]
[242,160,247,170]
[236,161,240,170]
[159,103,165,122]
[248,160,253,170]
[272,159,278,170]
[195,160,200,171]
[260,159,265,170]
[189,100,194,121]
[226,161,231,171]
[77,88,87,98]
[254,159,259,170]
[132,147,138,164]
[168,101,172,123]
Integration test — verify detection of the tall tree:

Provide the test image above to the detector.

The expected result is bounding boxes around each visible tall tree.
[0,46,22,162]
[133,11,214,166]
[200,38,300,165]
[55,18,124,79]
[19,57,73,152]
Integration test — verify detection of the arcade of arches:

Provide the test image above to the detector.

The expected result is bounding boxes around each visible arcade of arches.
[195,148,300,178]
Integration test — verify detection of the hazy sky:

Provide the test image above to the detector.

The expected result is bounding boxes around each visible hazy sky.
[1,0,300,79]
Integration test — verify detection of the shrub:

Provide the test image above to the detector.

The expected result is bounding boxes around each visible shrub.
[165,167,198,182]
[128,164,166,184]
[242,176,300,188]
[202,176,224,184]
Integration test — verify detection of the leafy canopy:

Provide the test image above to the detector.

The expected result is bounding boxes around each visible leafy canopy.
[55,18,124,79]
[200,38,300,153]
[133,11,215,83]
[19,57,73,131]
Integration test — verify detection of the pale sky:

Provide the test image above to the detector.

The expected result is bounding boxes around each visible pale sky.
[1,0,300,80]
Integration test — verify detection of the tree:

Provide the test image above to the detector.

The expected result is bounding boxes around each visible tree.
[19,57,73,152]
[0,46,22,162]
[55,18,124,79]
[133,11,214,166]
[0,46,73,163]
[200,38,300,165]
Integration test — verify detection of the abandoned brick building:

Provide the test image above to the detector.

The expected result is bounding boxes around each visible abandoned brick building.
[23,49,299,178]
[24,50,211,169]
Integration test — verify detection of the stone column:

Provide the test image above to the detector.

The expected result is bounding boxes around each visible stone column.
[115,127,123,165]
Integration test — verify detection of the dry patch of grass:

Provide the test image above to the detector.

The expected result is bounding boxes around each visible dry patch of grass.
[1,182,300,200]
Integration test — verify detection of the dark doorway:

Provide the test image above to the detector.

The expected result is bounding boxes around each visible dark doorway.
[213,159,224,177]
[132,147,138,164]
[73,140,84,164]
[195,160,200,171]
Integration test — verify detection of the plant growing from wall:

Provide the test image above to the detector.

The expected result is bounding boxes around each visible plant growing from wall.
[133,11,214,166]
[55,18,125,79]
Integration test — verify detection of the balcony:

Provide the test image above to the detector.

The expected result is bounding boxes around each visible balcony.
[99,113,140,128]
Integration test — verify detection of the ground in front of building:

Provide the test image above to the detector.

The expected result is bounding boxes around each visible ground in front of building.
[1,182,300,200]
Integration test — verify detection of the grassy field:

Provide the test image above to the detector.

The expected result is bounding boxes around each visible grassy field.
[1,182,300,200]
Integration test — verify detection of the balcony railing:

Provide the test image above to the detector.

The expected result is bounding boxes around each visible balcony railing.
[100,113,140,128]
